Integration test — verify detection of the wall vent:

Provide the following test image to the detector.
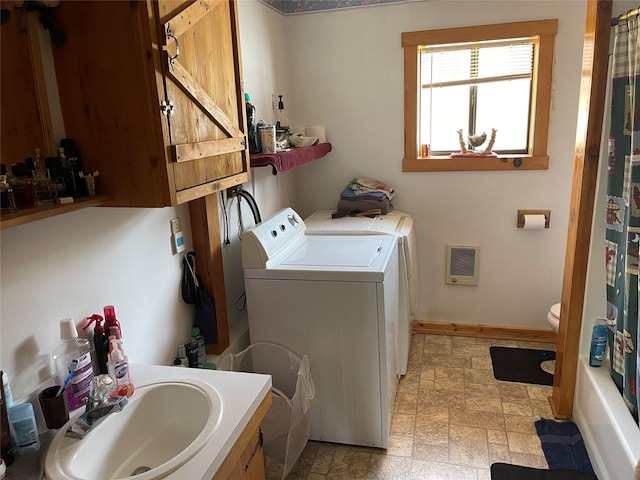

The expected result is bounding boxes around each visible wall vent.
[446,244,480,285]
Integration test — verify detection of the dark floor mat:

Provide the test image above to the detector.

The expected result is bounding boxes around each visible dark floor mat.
[491,463,598,480]
[489,346,555,386]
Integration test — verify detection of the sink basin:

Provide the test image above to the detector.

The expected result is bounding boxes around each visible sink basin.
[45,379,222,480]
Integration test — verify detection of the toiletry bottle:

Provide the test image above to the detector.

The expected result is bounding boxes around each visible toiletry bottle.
[0,174,16,214]
[52,318,94,411]
[191,327,206,367]
[245,93,259,154]
[7,403,39,455]
[103,305,123,339]
[0,372,14,467]
[9,162,36,209]
[83,314,109,375]
[107,339,134,397]
[589,318,609,367]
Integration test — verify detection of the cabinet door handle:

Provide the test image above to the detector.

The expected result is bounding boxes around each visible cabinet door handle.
[163,23,180,70]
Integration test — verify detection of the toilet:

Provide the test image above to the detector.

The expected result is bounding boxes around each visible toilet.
[541,303,561,375]
[547,303,561,333]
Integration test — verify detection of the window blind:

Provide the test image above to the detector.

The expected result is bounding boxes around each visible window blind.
[420,38,536,88]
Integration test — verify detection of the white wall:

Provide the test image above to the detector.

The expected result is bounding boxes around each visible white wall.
[0,205,194,413]
[284,0,587,329]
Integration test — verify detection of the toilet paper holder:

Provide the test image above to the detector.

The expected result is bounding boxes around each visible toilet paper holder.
[517,210,550,228]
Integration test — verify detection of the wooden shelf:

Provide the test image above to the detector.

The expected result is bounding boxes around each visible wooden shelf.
[250,143,332,175]
[0,195,113,230]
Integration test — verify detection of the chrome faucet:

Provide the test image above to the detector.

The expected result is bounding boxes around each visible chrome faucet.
[65,375,128,439]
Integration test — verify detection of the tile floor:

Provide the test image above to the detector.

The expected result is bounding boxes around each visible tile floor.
[286,334,557,480]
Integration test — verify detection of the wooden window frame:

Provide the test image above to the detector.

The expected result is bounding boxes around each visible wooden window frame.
[402,19,558,172]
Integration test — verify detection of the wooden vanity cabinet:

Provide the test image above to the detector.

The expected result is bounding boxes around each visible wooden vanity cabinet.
[51,0,250,207]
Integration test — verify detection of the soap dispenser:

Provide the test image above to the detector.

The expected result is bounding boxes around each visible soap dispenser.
[107,339,133,397]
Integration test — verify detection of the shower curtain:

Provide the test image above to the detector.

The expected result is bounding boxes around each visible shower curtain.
[606,14,640,425]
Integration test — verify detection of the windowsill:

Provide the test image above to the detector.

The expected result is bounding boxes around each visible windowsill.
[402,155,549,172]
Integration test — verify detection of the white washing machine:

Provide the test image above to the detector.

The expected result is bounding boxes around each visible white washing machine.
[241,207,399,448]
[304,210,418,376]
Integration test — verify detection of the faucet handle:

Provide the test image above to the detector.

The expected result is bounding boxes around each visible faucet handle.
[88,374,115,405]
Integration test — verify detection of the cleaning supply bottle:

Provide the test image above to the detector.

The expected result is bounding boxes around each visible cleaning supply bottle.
[107,339,134,397]
[191,327,206,367]
[589,318,608,367]
[103,305,122,339]
[52,318,94,411]
[83,314,109,374]
[0,371,14,467]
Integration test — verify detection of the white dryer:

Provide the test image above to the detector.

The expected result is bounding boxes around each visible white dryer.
[304,210,418,376]
[241,207,399,448]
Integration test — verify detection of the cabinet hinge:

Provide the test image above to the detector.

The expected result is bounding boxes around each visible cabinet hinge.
[160,100,175,116]
[241,137,247,147]
[244,429,264,472]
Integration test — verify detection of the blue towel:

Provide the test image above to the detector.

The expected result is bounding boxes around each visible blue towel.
[339,187,387,200]
[534,418,595,474]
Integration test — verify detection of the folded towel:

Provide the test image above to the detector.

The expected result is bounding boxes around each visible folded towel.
[337,197,393,215]
[340,187,387,200]
[348,177,395,200]
[534,418,594,474]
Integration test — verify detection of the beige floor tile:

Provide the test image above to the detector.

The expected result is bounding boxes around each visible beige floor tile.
[309,445,336,474]
[424,342,453,355]
[414,408,450,445]
[419,389,466,410]
[453,343,493,358]
[465,390,503,414]
[307,474,327,480]
[471,356,493,370]
[325,448,371,479]
[509,452,549,469]
[490,339,519,347]
[487,428,507,445]
[504,415,537,434]
[424,334,452,344]
[501,402,533,416]
[452,336,478,346]
[507,431,544,456]
[420,365,436,382]
[465,382,499,396]
[448,424,490,468]
[422,354,472,368]
[410,460,478,480]
[526,385,553,401]
[498,383,530,403]
[530,399,554,418]
[476,468,492,480]
[464,368,498,385]
[412,443,449,462]
[386,434,413,457]
[391,412,416,436]
[367,454,412,479]
[517,341,556,351]
[450,408,505,430]
[489,442,511,464]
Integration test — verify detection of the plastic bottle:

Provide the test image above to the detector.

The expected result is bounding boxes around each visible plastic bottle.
[107,339,134,397]
[0,372,14,467]
[52,318,94,411]
[103,305,123,339]
[245,93,259,154]
[589,319,608,367]
[191,327,206,367]
[83,314,109,374]
[7,403,39,455]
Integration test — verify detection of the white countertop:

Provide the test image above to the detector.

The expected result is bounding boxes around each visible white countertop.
[45,364,271,480]
[130,364,271,480]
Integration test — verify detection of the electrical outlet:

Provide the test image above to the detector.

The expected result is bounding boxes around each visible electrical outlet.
[170,217,181,235]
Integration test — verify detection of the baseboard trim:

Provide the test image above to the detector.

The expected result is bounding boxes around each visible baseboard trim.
[411,320,557,343]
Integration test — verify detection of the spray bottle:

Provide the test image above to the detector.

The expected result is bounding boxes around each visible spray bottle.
[83,314,109,374]
[103,305,122,339]
[107,339,134,397]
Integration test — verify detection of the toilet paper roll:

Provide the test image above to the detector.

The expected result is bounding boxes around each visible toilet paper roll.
[523,214,547,230]
[305,126,326,143]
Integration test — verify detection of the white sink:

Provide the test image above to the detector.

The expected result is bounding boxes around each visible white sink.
[45,379,222,480]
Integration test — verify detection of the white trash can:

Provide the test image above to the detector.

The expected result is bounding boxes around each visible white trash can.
[218,342,315,479]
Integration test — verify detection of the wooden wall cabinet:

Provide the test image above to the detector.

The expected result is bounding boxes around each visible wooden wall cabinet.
[51,0,250,208]
[49,0,251,352]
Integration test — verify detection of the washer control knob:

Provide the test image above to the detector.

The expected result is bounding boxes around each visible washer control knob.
[271,230,278,238]
[288,214,300,227]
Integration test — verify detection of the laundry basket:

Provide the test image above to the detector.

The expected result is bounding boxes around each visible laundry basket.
[218,342,315,479]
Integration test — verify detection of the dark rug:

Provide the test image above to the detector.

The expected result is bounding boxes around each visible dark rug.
[534,418,595,474]
[489,346,555,386]
[491,463,598,480]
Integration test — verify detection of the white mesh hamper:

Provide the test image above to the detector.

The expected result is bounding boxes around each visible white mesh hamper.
[218,342,315,479]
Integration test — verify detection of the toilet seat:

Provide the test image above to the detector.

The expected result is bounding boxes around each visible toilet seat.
[550,303,561,320]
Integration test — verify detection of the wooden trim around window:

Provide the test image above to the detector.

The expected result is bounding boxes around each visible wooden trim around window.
[402,20,557,172]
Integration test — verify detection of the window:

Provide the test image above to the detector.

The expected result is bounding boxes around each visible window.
[402,20,557,171]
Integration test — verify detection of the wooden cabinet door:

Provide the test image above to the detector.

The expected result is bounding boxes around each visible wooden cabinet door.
[52,0,249,207]
[155,0,250,204]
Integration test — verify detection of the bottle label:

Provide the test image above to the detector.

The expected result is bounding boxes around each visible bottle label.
[66,352,94,410]
[12,418,38,448]
[114,362,128,380]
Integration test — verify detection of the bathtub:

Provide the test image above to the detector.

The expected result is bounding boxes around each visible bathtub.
[573,356,640,480]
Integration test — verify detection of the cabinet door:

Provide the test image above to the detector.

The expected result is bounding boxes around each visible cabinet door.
[156,0,250,204]
[223,427,265,480]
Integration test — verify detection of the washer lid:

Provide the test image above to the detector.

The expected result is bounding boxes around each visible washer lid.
[281,236,384,267]
[550,303,561,319]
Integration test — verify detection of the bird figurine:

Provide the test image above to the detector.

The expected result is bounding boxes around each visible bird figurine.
[468,132,487,150]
